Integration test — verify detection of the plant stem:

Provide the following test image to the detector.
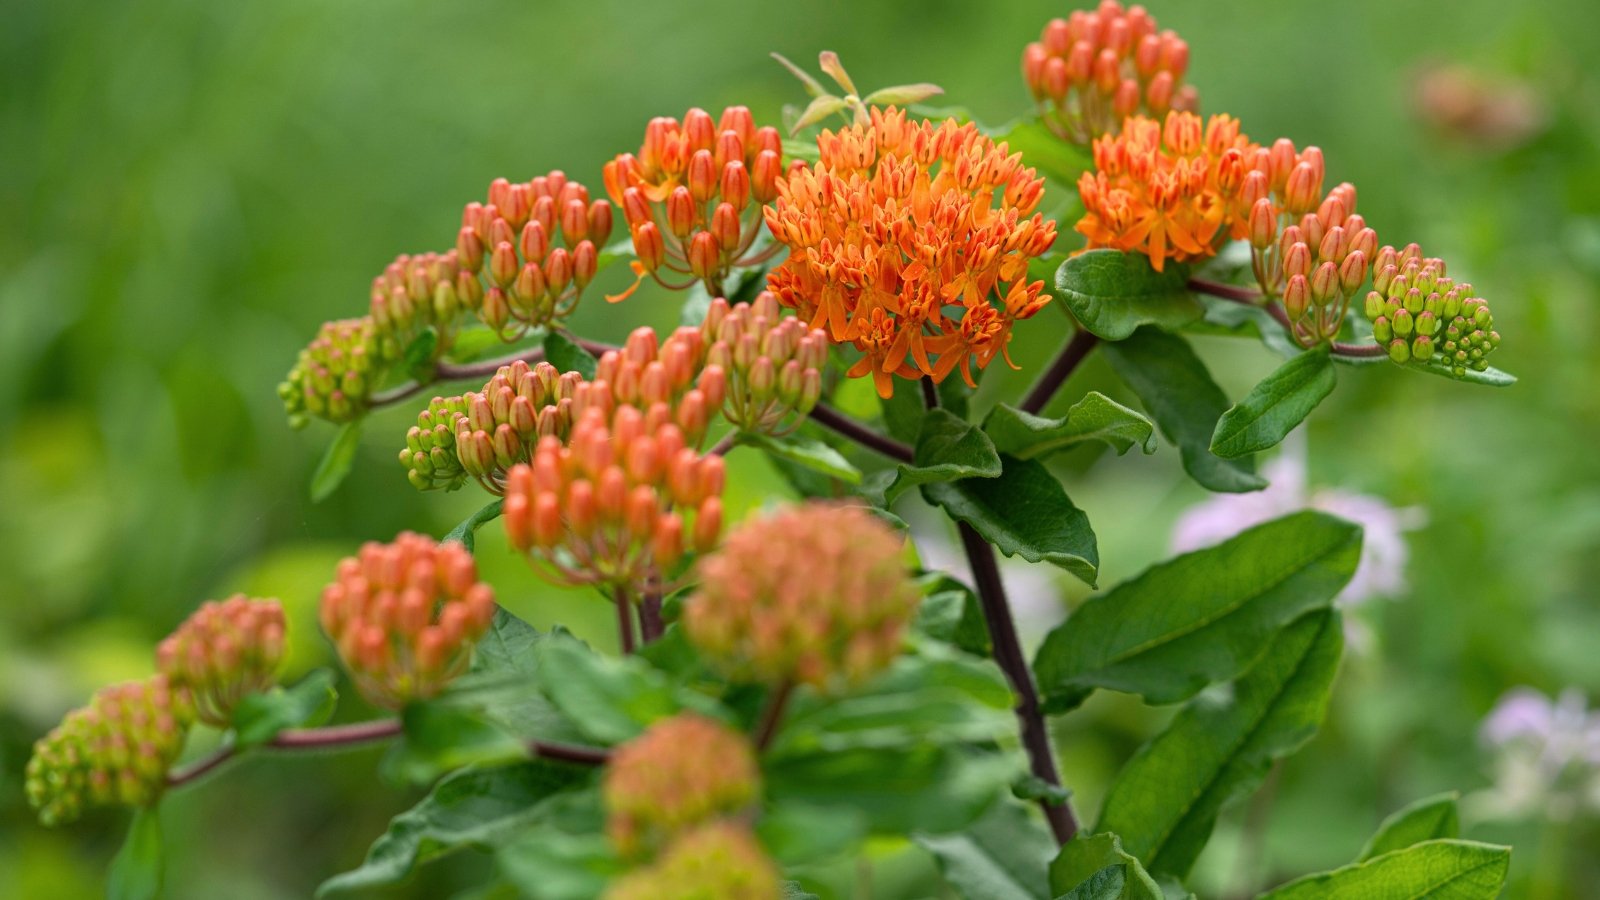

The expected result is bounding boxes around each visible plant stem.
[1019,329,1099,414]
[166,719,403,789]
[529,739,611,766]
[615,586,636,655]
[919,375,941,409]
[807,403,914,464]
[638,580,664,644]
[1186,277,1389,360]
[957,521,1079,843]
[369,346,549,409]
[753,681,795,752]
[708,431,738,457]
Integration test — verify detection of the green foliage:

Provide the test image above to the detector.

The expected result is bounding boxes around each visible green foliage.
[872,407,1003,504]
[1102,328,1267,492]
[923,455,1098,587]
[1358,793,1462,863]
[984,394,1157,459]
[443,498,506,553]
[1210,347,1336,459]
[988,118,1094,189]
[915,799,1057,900]
[1257,840,1512,899]
[542,331,599,380]
[231,668,337,749]
[764,745,1018,836]
[533,633,695,744]
[495,826,620,900]
[912,575,992,658]
[1049,833,1164,900]
[310,421,364,502]
[1034,512,1361,711]
[1055,251,1204,342]
[739,431,862,484]
[1095,611,1344,878]
[108,808,164,900]
[1405,359,1518,387]
[382,700,527,786]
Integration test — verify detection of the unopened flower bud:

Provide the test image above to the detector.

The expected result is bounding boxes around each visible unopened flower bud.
[156,596,285,727]
[602,714,759,858]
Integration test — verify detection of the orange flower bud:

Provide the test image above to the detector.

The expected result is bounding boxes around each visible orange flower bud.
[688,149,718,203]
[156,596,286,727]
[688,231,719,281]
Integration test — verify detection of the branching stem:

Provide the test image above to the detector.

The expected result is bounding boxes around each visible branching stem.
[1186,277,1389,359]
[1019,328,1099,414]
[806,403,914,464]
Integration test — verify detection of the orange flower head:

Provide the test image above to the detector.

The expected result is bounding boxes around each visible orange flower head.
[369,251,466,359]
[602,714,760,858]
[318,532,497,709]
[456,171,611,335]
[1022,1,1198,144]
[764,108,1058,397]
[279,316,380,427]
[156,595,286,727]
[1075,111,1256,272]
[683,502,919,690]
[604,107,787,301]
[603,822,780,900]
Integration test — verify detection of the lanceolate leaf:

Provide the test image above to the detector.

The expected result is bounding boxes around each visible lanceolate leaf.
[442,498,505,553]
[1102,328,1266,493]
[1034,511,1360,712]
[1096,610,1345,878]
[1404,359,1517,387]
[1211,347,1336,459]
[1257,839,1511,899]
[984,393,1156,460]
[1357,793,1461,862]
[1056,251,1204,341]
[310,420,364,503]
[922,455,1098,587]
[108,807,164,900]
[542,331,598,380]
[231,668,337,749]
[740,431,862,485]
[1048,832,1164,900]
[534,634,686,744]
[915,799,1057,900]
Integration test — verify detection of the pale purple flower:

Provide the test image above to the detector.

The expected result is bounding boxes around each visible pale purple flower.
[1471,687,1600,821]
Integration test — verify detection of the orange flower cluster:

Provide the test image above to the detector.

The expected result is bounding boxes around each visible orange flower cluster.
[684,502,918,690]
[764,107,1058,398]
[1022,1,1196,144]
[502,402,726,590]
[602,714,760,858]
[1246,172,1376,345]
[156,595,286,727]
[605,106,789,299]
[704,294,828,435]
[458,173,614,335]
[319,532,497,709]
[26,676,194,825]
[281,317,380,426]
[1075,110,1253,272]
[604,822,779,900]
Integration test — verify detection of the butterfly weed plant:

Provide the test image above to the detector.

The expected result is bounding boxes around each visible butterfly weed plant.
[27,3,1517,898]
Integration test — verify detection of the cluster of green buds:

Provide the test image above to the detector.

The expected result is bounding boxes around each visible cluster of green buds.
[501,402,725,590]
[684,502,918,690]
[1248,179,1377,346]
[457,172,613,335]
[369,251,468,359]
[1022,1,1197,144]
[156,595,286,727]
[318,532,497,709]
[702,294,826,435]
[603,822,779,900]
[1364,245,1500,372]
[602,714,761,858]
[26,676,194,826]
[401,361,585,493]
[603,106,786,297]
[280,317,380,427]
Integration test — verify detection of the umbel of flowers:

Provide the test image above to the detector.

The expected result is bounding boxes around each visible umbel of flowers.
[684,502,919,690]
[25,676,194,826]
[156,595,286,727]
[602,714,761,858]
[318,532,497,709]
[764,107,1058,397]
[603,821,779,900]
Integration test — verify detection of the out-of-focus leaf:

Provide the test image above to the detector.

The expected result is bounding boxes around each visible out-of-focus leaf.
[443,498,505,553]
[922,455,1098,587]
[1096,611,1344,878]
[310,421,364,503]
[402,328,439,381]
[792,94,851,133]
[380,699,527,786]
[988,117,1094,188]
[915,799,1056,900]
[1404,359,1517,387]
[1056,251,1203,341]
[108,807,164,900]
[1357,793,1461,862]
[758,801,869,866]
[496,827,621,900]
[740,431,862,484]
[1257,839,1511,899]
[984,394,1156,460]
[1035,511,1359,711]
[913,574,992,657]
[231,668,337,749]
[1048,832,1164,900]
[534,634,690,744]
[765,745,1017,836]
[1211,347,1336,458]
[1103,328,1266,493]
[543,331,598,380]
[863,83,945,106]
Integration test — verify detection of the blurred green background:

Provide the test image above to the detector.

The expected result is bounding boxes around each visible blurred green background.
[3,0,1598,896]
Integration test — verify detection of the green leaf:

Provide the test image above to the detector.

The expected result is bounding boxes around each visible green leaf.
[535,634,684,744]
[453,612,590,747]
[783,882,824,900]
[542,331,598,380]
[231,668,337,749]
[1258,839,1511,899]
[878,377,971,443]
[1048,833,1164,900]
[916,799,1057,900]
[922,455,1098,587]
[758,801,869,865]
[108,807,164,900]
[984,393,1156,460]
[1096,610,1345,878]
[381,699,528,786]
[319,762,588,896]
[496,827,621,900]
[402,328,440,381]
[1404,359,1518,387]
[873,408,1003,504]
[1102,328,1267,493]
[913,575,992,657]
[1035,511,1359,712]
[1210,348,1336,459]
[443,498,506,553]
[765,746,1017,836]
[1357,793,1461,862]
[988,117,1094,189]
[1056,251,1204,341]
[740,431,862,484]
[310,420,364,503]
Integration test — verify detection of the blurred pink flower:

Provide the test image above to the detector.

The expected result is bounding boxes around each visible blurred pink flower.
[1473,687,1600,821]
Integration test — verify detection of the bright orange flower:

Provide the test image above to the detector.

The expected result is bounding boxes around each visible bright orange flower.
[764,107,1058,398]
[1075,110,1255,272]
